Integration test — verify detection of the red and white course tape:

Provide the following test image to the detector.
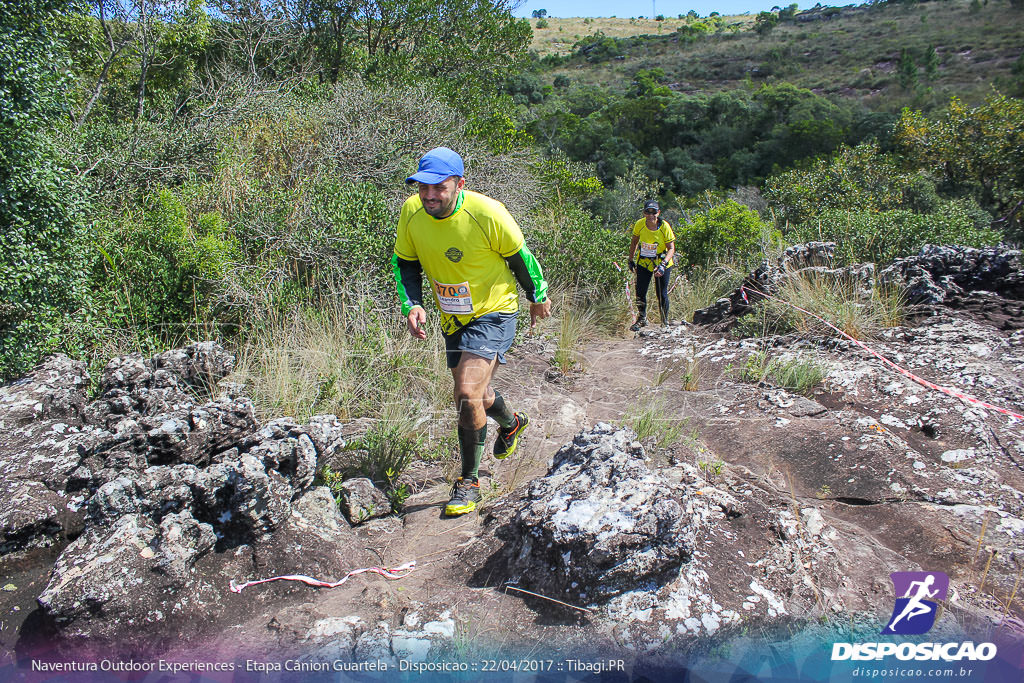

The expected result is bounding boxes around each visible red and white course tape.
[229,560,416,594]
[740,285,1024,422]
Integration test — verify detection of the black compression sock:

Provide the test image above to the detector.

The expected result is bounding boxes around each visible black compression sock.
[485,389,516,428]
[458,425,487,481]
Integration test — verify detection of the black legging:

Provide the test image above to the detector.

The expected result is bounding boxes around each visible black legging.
[635,265,672,323]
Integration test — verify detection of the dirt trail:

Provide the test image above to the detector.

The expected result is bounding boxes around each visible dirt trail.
[202,309,1024,659]
[10,307,1023,665]
[191,330,667,659]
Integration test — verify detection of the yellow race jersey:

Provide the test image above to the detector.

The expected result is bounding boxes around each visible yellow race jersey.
[395,190,524,335]
[632,218,675,272]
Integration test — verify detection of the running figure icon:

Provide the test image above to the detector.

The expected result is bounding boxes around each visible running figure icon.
[887,575,939,631]
[882,571,949,635]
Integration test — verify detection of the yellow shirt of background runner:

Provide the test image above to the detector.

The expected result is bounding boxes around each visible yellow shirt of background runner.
[631,218,675,272]
[395,190,524,335]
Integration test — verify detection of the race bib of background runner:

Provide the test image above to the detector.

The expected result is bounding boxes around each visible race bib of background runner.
[639,241,658,258]
[432,280,474,315]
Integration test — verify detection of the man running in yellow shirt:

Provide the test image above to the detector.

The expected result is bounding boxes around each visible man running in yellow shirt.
[627,200,675,331]
[392,148,551,516]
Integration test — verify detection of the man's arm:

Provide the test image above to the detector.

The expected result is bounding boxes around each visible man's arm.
[391,253,428,338]
[505,244,551,331]
[391,253,424,314]
[504,244,548,304]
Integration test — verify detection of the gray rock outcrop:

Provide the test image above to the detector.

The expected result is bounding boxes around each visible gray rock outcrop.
[492,423,692,605]
[879,244,1024,304]
[0,342,368,651]
[693,243,1023,326]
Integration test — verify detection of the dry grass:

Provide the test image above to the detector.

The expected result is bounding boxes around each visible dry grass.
[738,270,906,342]
[623,397,686,448]
[670,265,744,323]
[548,287,600,372]
[541,1,1019,110]
[231,300,451,423]
[529,16,723,56]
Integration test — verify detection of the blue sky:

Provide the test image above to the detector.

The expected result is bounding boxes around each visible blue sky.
[513,1,817,18]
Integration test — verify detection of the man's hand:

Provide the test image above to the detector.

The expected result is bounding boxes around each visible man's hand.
[529,300,551,334]
[654,263,666,277]
[628,258,636,273]
[407,306,427,339]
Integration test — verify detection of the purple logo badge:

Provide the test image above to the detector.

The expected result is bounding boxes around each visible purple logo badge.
[881,571,949,635]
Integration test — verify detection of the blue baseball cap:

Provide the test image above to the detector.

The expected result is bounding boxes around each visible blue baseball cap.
[406,147,464,185]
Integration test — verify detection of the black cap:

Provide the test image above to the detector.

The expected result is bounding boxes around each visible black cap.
[643,199,660,212]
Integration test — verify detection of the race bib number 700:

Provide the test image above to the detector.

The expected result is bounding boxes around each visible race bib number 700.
[432,280,475,315]
[639,241,658,258]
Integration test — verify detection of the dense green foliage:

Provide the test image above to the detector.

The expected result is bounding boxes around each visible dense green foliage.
[521,80,890,199]
[764,143,914,225]
[0,0,91,378]
[675,201,780,269]
[766,134,1006,264]
[789,203,1000,265]
[2,0,1024,381]
[897,94,1024,237]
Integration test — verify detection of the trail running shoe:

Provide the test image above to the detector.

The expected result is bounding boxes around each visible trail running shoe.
[493,412,529,460]
[445,477,480,516]
[629,318,647,332]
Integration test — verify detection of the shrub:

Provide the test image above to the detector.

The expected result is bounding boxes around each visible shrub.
[675,200,780,269]
[573,32,626,63]
[1,0,91,379]
[790,201,999,265]
[896,94,1024,238]
[764,143,911,225]
[530,203,626,295]
[93,188,239,335]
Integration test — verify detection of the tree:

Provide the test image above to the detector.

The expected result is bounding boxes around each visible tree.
[925,44,939,81]
[755,11,778,36]
[897,94,1024,233]
[65,0,212,126]
[1,0,91,378]
[531,9,547,18]
[898,48,917,90]
[764,143,912,224]
[208,0,530,93]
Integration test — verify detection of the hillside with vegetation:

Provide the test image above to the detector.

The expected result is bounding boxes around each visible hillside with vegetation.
[529,2,1022,109]
[3,0,1024,670]
[0,0,1020,475]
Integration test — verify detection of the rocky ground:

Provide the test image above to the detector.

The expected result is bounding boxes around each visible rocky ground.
[1,245,1023,677]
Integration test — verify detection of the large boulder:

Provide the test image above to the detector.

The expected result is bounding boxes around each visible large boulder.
[0,343,370,649]
[491,423,693,605]
[692,243,1024,327]
[0,355,96,552]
